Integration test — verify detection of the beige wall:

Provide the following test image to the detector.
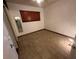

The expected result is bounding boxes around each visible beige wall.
[7,2,44,37]
[44,0,76,37]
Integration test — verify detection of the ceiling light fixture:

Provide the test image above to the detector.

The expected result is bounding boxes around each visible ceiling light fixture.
[36,0,44,4]
[33,0,44,4]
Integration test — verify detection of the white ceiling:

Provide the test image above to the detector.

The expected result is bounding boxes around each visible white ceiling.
[5,0,58,7]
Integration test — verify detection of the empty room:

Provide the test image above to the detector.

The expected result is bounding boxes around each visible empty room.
[3,0,76,59]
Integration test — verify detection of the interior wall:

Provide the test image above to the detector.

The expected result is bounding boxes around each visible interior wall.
[44,0,76,37]
[7,2,44,37]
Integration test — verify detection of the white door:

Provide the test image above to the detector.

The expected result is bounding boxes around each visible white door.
[3,5,18,59]
[3,21,18,59]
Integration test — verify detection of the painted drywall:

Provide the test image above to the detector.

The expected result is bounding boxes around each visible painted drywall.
[7,2,44,37]
[44,0,76,37]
